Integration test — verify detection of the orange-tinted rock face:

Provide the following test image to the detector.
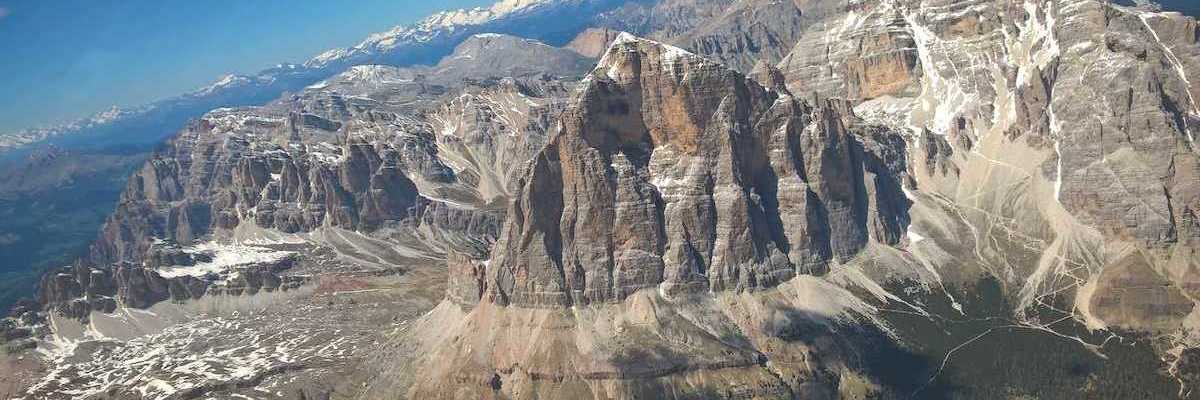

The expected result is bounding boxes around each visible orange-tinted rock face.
[845,31,921,99]
[566,27,624,58]
[480,34,910,308]
[777,6,921,101]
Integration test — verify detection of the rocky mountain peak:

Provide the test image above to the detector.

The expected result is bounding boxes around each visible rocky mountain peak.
[565,27,624,58]
[22,2,1200,399]
[431,32,595,81]
[466,33,910,308]
[34,32,593,321]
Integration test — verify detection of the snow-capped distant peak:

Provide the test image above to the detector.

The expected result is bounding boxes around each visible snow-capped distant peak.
[489,0,554,15]
[306,65,413,91]
[611,31,639,46]
[303,0,559,68]
[212,74,243,87]
[90,106,125,124]
[342,65,406,81]
[420,0,552,30]
[305,48,350,68]
[599,32,696,65]
[195,74,251,95]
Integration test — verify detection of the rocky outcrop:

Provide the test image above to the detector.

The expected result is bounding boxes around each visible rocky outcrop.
[777,1,922,100]
[28,1,1200,398]
[400,34,915,399]
[593,0,816,72]
[430,33,595,82]
[42,37,589,317]
[480,34,909,308]
[39,254,302,319]
[806,0,1200,339]
[403,0,1200,393]
[38,265,119,318]
[446,248,490,306]
[565,27,624,58]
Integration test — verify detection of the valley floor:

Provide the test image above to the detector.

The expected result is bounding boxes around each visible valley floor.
[14,263,446,400]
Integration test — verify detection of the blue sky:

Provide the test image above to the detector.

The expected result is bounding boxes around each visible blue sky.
[0,0,492,133]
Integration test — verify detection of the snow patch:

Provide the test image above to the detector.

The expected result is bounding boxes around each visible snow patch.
[306,0,556,67]
[24,313,354,400]
[905,15,978,136]
[156,242,292,278]
[195,74,251,96]
[596,33,699,82]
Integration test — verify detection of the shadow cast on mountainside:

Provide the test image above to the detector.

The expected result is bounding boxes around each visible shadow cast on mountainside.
[764,304,958,400]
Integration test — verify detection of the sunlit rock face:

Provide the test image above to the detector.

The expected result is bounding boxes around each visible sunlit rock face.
[482,34,910,308]
[39,35,592,319]
[21,0,1200,399]
[761,0,1200,327]
[404,0,1200,398]
[405,34,917,399]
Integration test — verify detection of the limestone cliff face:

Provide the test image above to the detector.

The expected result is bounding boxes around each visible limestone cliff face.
[593,0,818,72]
[473,34,911,307]
[85,107,500,267]
[405,2,1200,397]
[405,34,918,400]
[777,1,922,100]
[812,0,1200,334]
[29,1,1200,398]
[565,27,625,58]
[41,36,590,317]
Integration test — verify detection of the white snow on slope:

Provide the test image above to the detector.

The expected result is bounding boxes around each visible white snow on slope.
[904,14,979,136]
[22,314,353,400]
[194,74,252,96]
[156,242,292,278]
[304,0,558,68]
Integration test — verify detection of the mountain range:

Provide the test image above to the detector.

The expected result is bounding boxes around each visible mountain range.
[4,0,1200,398]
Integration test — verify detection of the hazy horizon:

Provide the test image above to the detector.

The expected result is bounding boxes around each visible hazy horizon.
[0,0,492,134]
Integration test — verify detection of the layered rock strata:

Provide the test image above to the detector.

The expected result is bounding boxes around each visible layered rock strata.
[40,35,591,317]
[409,33,915,399]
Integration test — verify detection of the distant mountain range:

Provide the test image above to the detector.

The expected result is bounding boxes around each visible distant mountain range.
[0,0,638,319]
[0,0,632,160]
[9,0,1200,398]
